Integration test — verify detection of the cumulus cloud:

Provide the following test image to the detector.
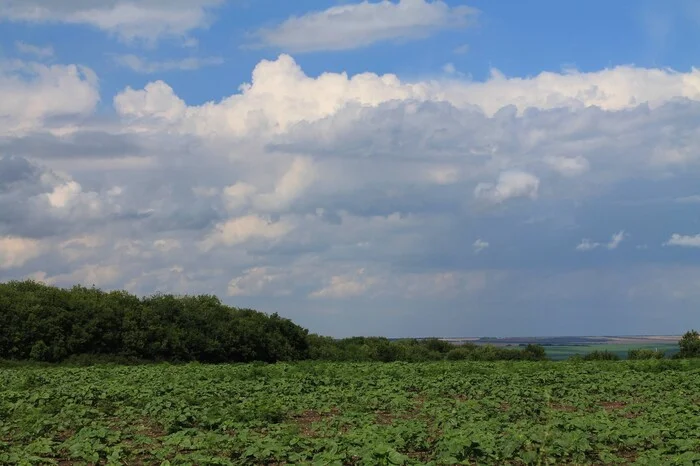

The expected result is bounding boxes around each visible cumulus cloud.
[0,60,99,135]
[199,215,294,251]
[0,155,123,239]
[114,54,224,73]
[253,157,317,211]
[0,0,225,43]
[0,236,46,269]
[252,0,477,53]
[6,52,700,335]
[664,234,700,248]
[474,171,540,204]
[114,54,700,143]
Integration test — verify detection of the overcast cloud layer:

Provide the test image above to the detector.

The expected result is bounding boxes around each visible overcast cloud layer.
[2,0,700,337]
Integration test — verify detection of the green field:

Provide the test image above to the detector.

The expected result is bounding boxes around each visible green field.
[544,343,680,361]
[2,360,700,465]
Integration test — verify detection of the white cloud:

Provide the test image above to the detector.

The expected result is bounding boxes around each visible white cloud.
[475,171,540,203]
[473,239,489,254]
[222,183,257,212]
[576,231,626,251]
[0,0,225,43]
[576,239,599,251]
[0,60,99,135]
[607,230,626,250]
[544,155,590,177]
[309,268,377,299]
[114,54,700,142]
[0,236,46,269]
[38,176,105,219]
[46,180,82,208]
[254,156,317,211]
[15,41,54,59]
[664,233,700,248]
[114,80,187,121]
[253,0,477,53]
[114,54,224,73]
[200,215,294,250]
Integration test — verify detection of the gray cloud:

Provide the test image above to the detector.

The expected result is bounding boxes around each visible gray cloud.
[0,131,143,159]
[4,55,700,336]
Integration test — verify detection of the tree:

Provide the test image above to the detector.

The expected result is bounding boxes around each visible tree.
[679,330,700,358]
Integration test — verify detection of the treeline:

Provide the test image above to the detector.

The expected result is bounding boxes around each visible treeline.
[0,280,547,364]
[3,280,698,364]
[308,335,547,362]
[0,280,309,363]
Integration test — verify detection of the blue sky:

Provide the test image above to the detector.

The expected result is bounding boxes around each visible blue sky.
[2,0,700,338]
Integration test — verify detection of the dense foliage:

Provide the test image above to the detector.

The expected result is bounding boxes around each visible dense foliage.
[0,280,309,363]
[679,330,700,358]
[627,348,665,360]
[2,360,700,465]
[0,280,547,364]
[308,336,547,363]
[581,350,621,361]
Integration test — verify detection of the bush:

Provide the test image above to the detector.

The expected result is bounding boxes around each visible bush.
[446,347,473,361]
[628,348,665,360]
[582,350,620,361]
[679,330,700,358]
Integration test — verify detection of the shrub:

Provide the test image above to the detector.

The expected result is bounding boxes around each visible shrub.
[679,330,700,358]
[628,348,665,360]
[583,350,620,361]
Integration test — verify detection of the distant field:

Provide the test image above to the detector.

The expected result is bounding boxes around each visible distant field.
[442,335,682,360]
[544,343,680,361]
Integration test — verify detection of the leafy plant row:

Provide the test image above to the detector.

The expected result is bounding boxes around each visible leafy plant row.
[2,360,700,465]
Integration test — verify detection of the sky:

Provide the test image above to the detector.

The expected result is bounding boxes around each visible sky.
[2,1,700,338]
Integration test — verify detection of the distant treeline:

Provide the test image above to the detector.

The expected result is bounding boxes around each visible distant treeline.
[1,280,698,364]
[0,280,549,364]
